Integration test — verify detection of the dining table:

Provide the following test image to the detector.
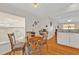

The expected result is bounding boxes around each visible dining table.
[28,35,43,48]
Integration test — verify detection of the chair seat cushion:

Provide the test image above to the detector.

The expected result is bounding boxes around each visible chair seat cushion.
[13,42,24,50]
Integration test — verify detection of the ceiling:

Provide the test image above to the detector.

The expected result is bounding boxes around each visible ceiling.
[0,3,73,17]
[0,3,79,22]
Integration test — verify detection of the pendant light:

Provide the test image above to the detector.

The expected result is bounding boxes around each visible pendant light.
[33,3,39,8]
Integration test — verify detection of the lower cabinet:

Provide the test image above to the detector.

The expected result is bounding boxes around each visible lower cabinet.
[57,32,79,49]
[70,33,79,48]
[57,32,70,46]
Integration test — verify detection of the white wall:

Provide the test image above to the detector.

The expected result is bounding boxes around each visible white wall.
[0,12,25,54]
[0,27,25,43]
[0,12,25,27]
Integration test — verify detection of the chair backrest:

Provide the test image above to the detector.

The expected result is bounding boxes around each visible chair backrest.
[8,33,16,49]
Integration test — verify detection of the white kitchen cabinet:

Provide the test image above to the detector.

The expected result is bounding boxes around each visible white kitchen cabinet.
[70,33,79,48]
[57,32,79,48]
[57,32,70,46]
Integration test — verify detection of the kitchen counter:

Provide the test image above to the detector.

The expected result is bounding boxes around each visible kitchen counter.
[57,29,79,49]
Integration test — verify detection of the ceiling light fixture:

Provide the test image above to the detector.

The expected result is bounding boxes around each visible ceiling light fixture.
[67,19,71,22]
[33,3,39,8]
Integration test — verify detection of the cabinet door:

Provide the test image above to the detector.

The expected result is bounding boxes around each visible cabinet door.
[70,33,79,48]
[57,32,70,46]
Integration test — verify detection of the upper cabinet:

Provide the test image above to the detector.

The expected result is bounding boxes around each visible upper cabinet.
[0,12,25,27]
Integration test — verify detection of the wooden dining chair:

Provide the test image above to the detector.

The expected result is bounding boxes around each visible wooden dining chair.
[8,33,25,55]
[25,32,36,55]
[39,29,48,51]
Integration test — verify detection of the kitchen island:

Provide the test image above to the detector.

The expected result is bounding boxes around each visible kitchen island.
[57,29,79,49]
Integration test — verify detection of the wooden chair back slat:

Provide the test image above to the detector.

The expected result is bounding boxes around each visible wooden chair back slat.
[8,33,16,49]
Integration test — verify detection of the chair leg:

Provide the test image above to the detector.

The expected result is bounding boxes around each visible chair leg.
[46,42,48,51]
[22,48,25,55]
[12,50,15,55]
[43,42,48,51]
[9,51,12,55]
[22,44,26,55]
[44,41,48,51]
[9,50,13,55]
